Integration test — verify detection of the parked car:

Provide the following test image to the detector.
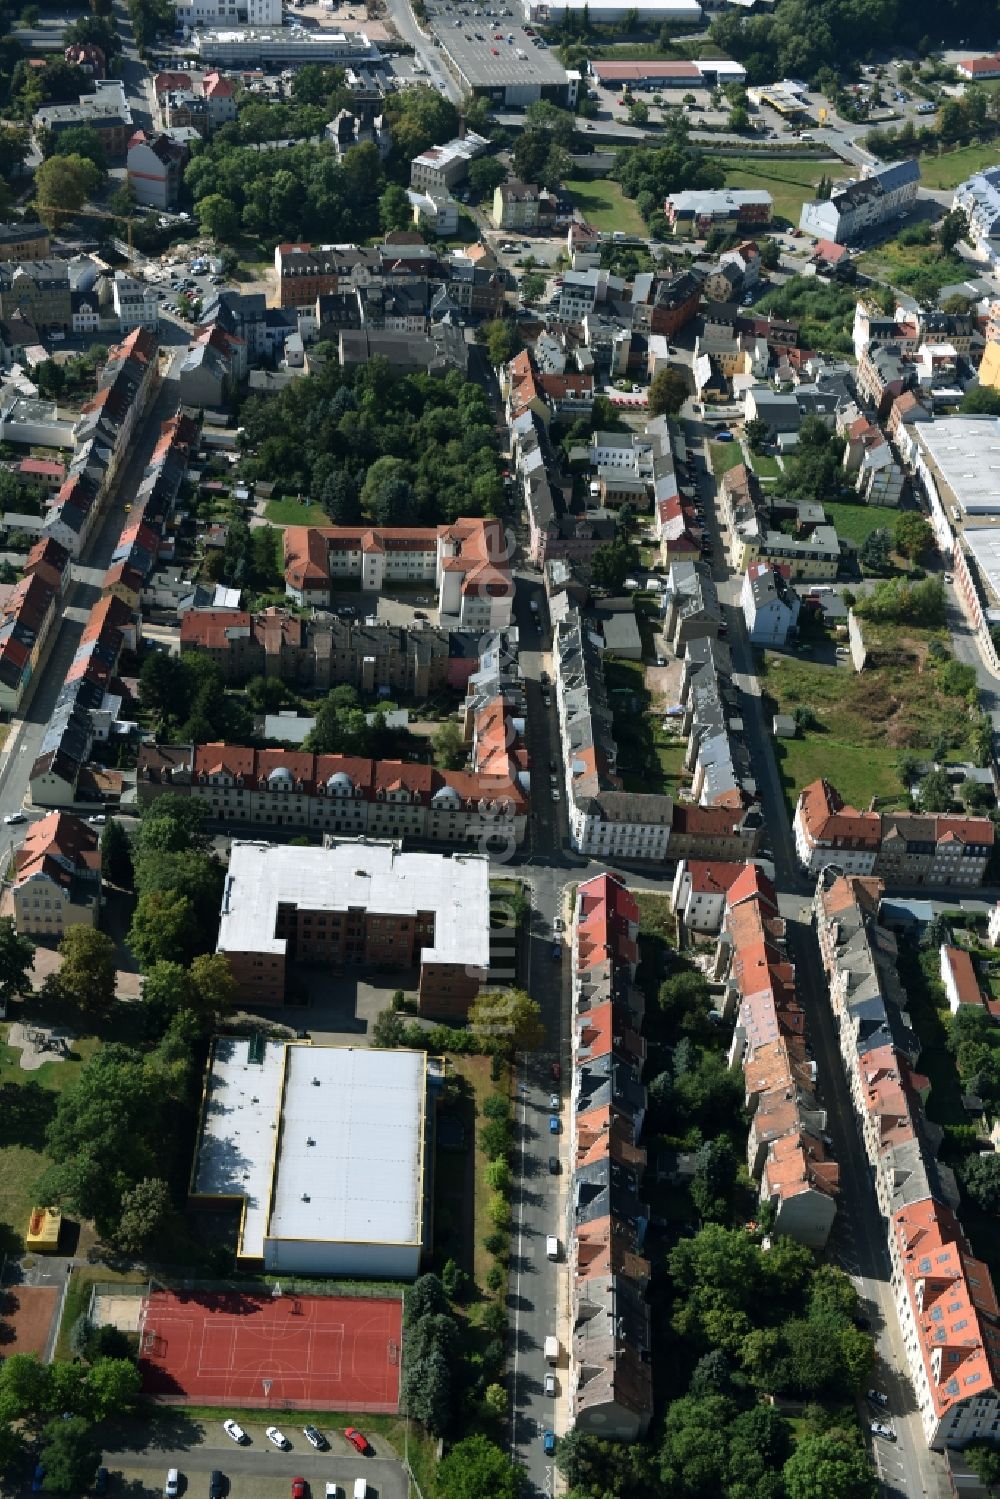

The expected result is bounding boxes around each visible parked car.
[548,1155,559,1173]
[4,812,24,824]
[550,943,561,962]
[543,1431,556,1456]
[209,1473,226,1499]
[32,1466,45,1493]
[867,1389,888,1406]
[222,1420,248,1445]
[553,917,565,931]
[551,1060,561,1081]
[303,1426,327,1450]
[165,1471,180,1498]
[544,1372,556,1396]
[343,1428,372,1456]
[94,1469,109,1497]
[291,1481,307,1499]
[266,1428,290,1450]
[549,1115,560,1134]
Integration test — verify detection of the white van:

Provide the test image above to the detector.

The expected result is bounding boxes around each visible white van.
[544,1335,560,1364]
[546,1235,560,1260]
[353,1482,367,1499]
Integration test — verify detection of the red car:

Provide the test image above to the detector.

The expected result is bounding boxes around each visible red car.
[344,1429,372,1456]
[291,1481,307,1499]
[551,1061,562,1082]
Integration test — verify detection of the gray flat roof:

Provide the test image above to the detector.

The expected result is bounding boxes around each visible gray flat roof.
[432,14,568,87]
[270,1045,426,1249]
[917,415,1000,514]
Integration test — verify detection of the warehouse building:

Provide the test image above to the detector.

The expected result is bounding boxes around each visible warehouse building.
[191,1037,439,1278]
[434,23,578,107]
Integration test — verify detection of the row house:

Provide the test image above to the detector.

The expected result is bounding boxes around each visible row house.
[137,742,529,849]
[857,343,919,418]
[0,258,71,332]
[29,594,134,809]
[840,413,905,506]
[679,634,756,810]
[282,518,513,631]
[661,558,721,653]
[0,571,58,714]
[570,873,652,1441]
[102,409,198,603]
[12,811,100,937]
[507,405,616,569]
[671,858,747,935]
[722,864,838,1248]
[179,608,469,697]
[814,870,1000,1449]
[794,778,994,887]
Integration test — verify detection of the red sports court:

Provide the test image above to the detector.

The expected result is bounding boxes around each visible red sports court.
[138,1289,402,1412]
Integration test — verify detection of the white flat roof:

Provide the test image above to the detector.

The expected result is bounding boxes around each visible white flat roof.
[917,415,1000,514]
[217,839,490,972]
[269,1045,425,1249]
[192,1035,285,1257]
[193,1040,427,1257]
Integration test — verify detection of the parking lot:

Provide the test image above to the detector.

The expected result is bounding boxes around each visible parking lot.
[423,0,569,96]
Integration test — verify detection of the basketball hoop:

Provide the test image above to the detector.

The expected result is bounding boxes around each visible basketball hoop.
[271,1282,282,1300]
[262,1378,272,1398]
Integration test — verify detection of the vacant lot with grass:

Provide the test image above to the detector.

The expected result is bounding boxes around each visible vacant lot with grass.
[720,156,845,224]
[750,452,782,480]
[605,658,690,796]
[856,237,964,298]
[563,177,647,237]
[709,441,743,478]
[918,144,1000,191]
[761,623,981,811]
[822,498,906,546]
[263,497,330,527]
[0,1023,99,1253]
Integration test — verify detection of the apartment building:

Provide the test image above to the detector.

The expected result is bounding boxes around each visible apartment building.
[794,778,994,887]
[216,837,489,1016]
[35,82,133,158]
[13,811,100,936]
[179,608,472,697]
[740,560,801,646]
[137,741,528,848]
[0,222,50,263]
[953,165,1000,268]
[283,518,513,630]
[570,872,652,1440]
[814,870,1000,1450]
[410,131,488,194]
[126,130,187,209]
[840,414,905,506]
[799,159,921,244]
[719,464,841,579]
[939,944,987,1014]
[663,188,772,237]
[0,571,58,715]
[723,864,838,1248]
[274,242,381,310]
[670,858,746,935]
[0,259,71,333]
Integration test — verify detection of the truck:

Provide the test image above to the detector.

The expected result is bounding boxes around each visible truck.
[544,1335,559,1364]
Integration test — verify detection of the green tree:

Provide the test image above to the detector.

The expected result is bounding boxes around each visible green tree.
[0,1422,24,1478]
[128,889,198,972]
[196,192,240,241]
[783,1428,876,1499]
[190,953,235,1021]
[744,416,770,451]
[100,818,133,889]
[432,719,466,770]
[34,154,101,228]
[468,988,546,1052]
[0,1353,50,1425]
[919,767,953,813]
[648,365,689,416]
[38,1416,99,1494]
[961,1153,1000,1215]
[858,528,892,575]
[520,271,546,304]
[962,385,1000,416]
[467,157,507,200]
[893,511,933,561]
[114,1177,174,1254]
[938,208,968,253]
[46,125,105,172]
[436,1436,520,1499]
[484,318,521,368]
[0,918,34,1004]
[590,538,640,593]
[50,927,116,1015]
[84,1358,141,1420]
[372,1007,405,1048]
[967,1443,1000,1495]
[378,183,411,234]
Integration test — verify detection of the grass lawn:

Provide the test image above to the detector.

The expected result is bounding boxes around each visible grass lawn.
[563,177,647,238]
[709,441,743,478]
[918,144,1000,191]
[0,1024,99,1254]
[605,659,690,796]
[719,156,846,225]
[263,497,330,527]
[750,452,782,479]
[761,624,980,812]
[634,891,676,945]
[821,498,903,546]
[855,237,964,297]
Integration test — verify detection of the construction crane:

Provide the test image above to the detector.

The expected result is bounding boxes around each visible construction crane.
[39,202,136,265]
